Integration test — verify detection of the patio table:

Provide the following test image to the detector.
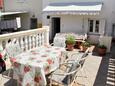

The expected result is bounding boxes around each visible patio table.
[53,33,87,47]
[11,46,65,86]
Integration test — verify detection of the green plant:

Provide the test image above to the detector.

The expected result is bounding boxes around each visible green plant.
[81,41,90,47]
[98,44,107,49]
[65,35,76,45]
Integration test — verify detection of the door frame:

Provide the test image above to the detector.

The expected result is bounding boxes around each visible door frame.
[51,17,61,40]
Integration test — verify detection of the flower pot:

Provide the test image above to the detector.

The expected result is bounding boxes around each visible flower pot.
[98,48,107,56]
[66,44,74,51]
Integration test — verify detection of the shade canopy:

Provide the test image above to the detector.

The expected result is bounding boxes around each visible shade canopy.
[43,2,103,15]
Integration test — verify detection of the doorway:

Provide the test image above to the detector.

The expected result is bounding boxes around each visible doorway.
[112,24,115,42]
[51,17,60,40]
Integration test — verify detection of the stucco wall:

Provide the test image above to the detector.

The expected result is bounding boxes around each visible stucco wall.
[102,0,115,36]
[60,15,83,33]
[3,0,42,30]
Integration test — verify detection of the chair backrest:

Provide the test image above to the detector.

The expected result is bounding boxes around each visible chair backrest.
[62,61,80,85]
[66,52,84,62]
[5,39,22,58]
[79,53,88,68]
[66,48,89,63]
[68,48,89,69]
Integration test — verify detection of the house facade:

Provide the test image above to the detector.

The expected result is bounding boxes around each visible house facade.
[1,0,115,43]
[1,0,42,30]
[42,0,115,43]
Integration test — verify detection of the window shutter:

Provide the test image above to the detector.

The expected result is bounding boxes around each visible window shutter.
[99,19,106,35]
[83,19,88,34]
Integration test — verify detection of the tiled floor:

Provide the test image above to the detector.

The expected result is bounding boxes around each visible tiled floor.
[0,43,115,86]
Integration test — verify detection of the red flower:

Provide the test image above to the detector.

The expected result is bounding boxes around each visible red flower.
[32,52,39,55]
[24,66,30,73]
[41,55,47,57]
[47,59,52,64]
[26,83,31,86]
[10,58,17,62]
[46,50,51,52]
[13,62,19,67]
[34,76,42,83]
[0,53,3,59]
[30,57,36,60]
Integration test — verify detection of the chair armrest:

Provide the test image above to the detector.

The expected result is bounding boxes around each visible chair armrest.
[70,52,84,57]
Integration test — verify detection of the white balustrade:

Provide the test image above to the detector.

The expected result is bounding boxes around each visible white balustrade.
[0,26,49,51]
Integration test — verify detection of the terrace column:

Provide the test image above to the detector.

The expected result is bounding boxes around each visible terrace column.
[44,26,49,45]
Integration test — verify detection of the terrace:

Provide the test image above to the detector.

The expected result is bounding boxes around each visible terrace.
[0,27,115,86]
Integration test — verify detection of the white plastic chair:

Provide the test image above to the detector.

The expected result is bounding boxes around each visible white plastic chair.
[49,61,81,86]
[65,48,90,85]
[1,39,22,85]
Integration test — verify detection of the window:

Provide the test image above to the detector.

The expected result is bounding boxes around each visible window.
[89,20,93,32]
[88,19,100,33]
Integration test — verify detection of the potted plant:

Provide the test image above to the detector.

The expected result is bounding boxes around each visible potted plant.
[98,44,107,56]
[65,35,76,51]
[80,41,90,52]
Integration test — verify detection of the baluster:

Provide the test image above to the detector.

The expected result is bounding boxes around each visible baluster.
[20,37,25,51]
[19,37,22,49]
[0,41,3,50]
[35,34,39,47]
[39,33,42,46]
[32,35,35,48]
[31,35,33,48]
[25,36,28,51]
[4,39,10,64]
[5,40,9,47]
[29,36,32,49]
[44,26,49,45]
[34,35,36,47]
[41,32,45,46]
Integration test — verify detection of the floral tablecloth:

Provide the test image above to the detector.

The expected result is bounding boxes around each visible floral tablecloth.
[11,46,65,86]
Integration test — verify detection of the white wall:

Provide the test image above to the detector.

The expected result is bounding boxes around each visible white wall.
[4,0,42,30]
[60,15,83,33]
[98,0,115,36]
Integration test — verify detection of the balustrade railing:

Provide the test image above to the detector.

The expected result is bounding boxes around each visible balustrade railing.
[0,26,49,51]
